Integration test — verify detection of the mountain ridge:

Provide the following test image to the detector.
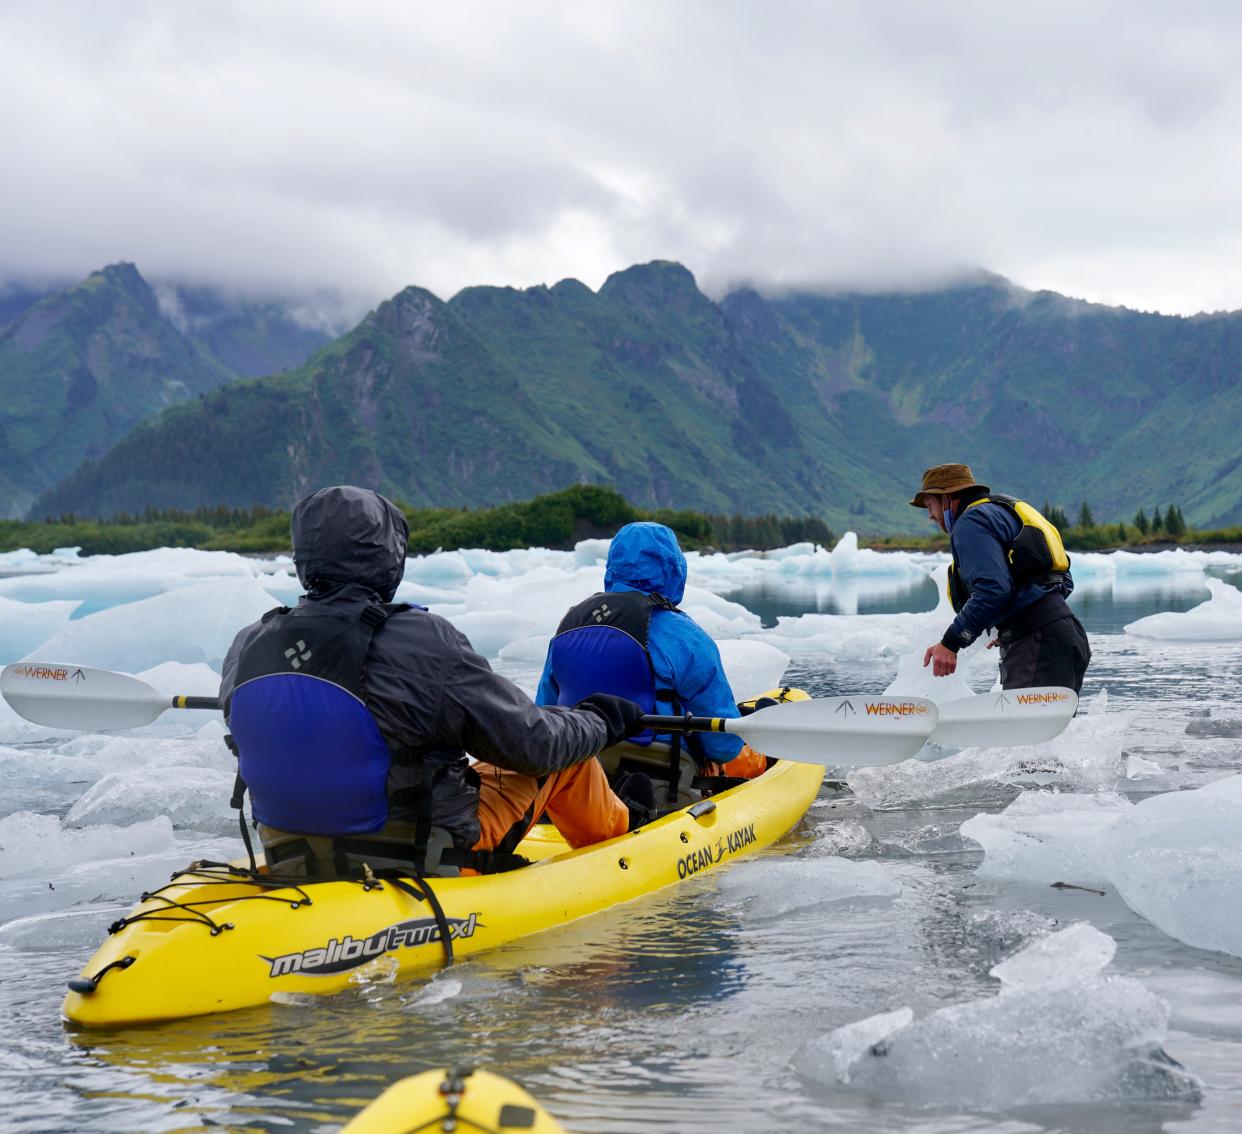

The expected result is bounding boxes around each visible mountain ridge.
[24,261,1242,531]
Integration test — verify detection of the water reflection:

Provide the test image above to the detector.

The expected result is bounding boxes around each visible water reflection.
[732,576,941,625]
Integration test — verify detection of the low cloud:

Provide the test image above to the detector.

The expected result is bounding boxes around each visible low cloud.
[3,1,1242,316]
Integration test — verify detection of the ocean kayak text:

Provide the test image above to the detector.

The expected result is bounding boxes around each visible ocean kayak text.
[676,822,757,878]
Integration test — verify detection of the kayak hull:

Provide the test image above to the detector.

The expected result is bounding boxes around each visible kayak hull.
[63,700,822,1028]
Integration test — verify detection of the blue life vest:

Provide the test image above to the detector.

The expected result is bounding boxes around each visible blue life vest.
[228,603,411,836]
[546,590,680,747]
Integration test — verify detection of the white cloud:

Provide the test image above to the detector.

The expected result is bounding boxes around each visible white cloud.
[2,0,1242,315]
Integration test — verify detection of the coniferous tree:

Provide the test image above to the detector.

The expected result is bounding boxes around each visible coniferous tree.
[1166,505,1186,537]
[1116,522,1128,542]
[1134,507,1149,535]
[1151,506,1165,533]
[1077,501,1095,528]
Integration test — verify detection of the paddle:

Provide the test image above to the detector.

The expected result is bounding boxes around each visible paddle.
[641,696,939,768]
[926,686,1078,748]
[0,662,1077,768]
[1,661,938,767]
[0,662,218,731]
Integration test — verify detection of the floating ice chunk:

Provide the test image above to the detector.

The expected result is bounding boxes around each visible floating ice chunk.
[404,551,473,583]
[882,824,981,858]
[0,744,106,817]
[1125,578,1242,641]
[803,927,1199,1107]
[23,577,282,671]
[883,646,976,705]
[65,766,236,834]
[990,923,1116,991]
[446,610,538,658]
[717,639,789,700]
[962,791,1132,884]
[1184,716,1242,737]
[1103,773,1242,957]
[137,660,222,696]
[0,904,124,950]
[0,811,174,877]
[808,1007,914,1083]
[816,819,879,857]
[393,580,470,606]
[682,603,762,639]
[497,634,553,663]
[0,596,81,664]
[962,909,1060,966]
[0,833,240,922]
[573,539,611,567]
[1125,754,1164,779]
[717,858,902,918]
[850,708,1130,810]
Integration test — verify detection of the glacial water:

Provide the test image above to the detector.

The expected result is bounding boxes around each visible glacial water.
[2,541,1242,1132]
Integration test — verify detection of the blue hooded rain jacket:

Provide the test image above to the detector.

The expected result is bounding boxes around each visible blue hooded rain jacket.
[536,522,743,764]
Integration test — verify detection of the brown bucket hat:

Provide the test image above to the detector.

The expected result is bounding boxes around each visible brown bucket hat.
[909,463,990,508]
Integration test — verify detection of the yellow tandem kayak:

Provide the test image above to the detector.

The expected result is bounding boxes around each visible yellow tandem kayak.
[63,695,822,1028]
[341,1068,568,1134]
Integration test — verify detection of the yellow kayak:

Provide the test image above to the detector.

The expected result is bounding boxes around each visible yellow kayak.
[63,693,822,1028]
[341,1068,568,1134]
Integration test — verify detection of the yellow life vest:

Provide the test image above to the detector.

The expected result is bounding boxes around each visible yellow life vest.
[947,494,1070,612]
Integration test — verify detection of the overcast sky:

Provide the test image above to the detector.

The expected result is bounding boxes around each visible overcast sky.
[4,1,1242,319]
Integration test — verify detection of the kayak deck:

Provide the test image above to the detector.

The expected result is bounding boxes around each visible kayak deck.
[341,1067,568,1134]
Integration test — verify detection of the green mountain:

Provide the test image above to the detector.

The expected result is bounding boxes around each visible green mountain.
[28,262,1242,531]
[0,264,335,518]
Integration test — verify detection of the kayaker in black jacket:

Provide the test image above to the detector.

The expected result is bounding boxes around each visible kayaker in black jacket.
[219,485,646,877]
[911,463,1090,692]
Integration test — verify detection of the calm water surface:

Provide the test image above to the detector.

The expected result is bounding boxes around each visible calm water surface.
[4,578,1242,1132]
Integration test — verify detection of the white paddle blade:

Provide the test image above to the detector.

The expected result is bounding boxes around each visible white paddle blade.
[928,687,1078,748]
[0,662,168,730]
[728,695,938,768]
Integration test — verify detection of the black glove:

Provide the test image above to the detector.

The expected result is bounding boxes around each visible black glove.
[575,693,646,749]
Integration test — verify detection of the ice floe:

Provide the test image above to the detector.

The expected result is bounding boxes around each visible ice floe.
[801,923,1201,1106]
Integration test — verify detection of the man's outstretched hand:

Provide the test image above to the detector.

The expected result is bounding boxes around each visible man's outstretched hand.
[923,642,959,677]
[576,693,646,748]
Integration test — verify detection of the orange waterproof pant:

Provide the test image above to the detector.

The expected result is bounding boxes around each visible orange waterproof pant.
[472,757,628,853]
[718,744,769,780]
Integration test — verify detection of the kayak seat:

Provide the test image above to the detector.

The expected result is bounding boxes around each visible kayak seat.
[258,822,462,879]
[597,742,703,810]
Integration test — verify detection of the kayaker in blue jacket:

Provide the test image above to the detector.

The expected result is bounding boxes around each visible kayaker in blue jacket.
[911,463,1090,692]
[536,522,766,791]
[219,486,649,879]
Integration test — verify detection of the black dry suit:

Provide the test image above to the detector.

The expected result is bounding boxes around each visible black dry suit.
[218,486,608,876]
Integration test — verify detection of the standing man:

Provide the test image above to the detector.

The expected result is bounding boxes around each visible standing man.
[911,463,1090,692]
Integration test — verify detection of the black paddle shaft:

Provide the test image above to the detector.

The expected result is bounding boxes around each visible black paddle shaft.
[173,695,222,711]
[638,714,724,733]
